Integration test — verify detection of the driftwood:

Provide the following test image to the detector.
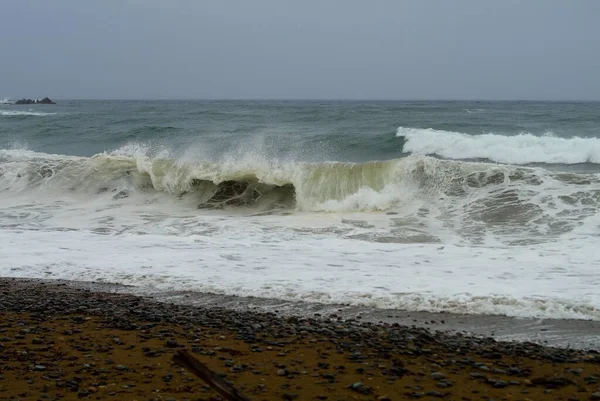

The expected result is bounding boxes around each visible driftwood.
[172,350,250,401]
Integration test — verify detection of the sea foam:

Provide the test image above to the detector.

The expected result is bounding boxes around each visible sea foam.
[2,145,600,321]
[0,110,57,117]
[398,127,600,164]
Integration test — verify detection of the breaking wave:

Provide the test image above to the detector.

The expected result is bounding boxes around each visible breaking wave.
[2,145,600,225]
[0,147,439,212]
[398,127,600,164]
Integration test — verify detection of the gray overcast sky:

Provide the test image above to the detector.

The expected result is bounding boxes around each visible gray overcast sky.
[2,0,599,100]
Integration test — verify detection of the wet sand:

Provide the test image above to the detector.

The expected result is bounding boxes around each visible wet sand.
[1,278,600,400]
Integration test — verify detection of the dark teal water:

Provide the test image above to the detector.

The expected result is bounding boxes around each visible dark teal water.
[2,100,600,164]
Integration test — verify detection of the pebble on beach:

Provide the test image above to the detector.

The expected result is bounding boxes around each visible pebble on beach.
[1,278,600,400]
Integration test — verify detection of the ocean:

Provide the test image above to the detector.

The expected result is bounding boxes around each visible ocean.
[1,100,599,321]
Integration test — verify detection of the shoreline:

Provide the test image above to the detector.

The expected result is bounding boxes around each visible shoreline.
[2,277,600,400]
[150,289,600,351]
[7,277,600,351]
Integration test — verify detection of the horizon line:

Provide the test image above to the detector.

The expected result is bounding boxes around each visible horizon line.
[3,97,600,103]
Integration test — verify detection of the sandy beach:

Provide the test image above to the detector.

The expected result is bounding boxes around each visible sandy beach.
[1,278,599,401]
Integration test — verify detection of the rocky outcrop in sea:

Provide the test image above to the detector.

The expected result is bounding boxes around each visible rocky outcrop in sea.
[14,97,56,105]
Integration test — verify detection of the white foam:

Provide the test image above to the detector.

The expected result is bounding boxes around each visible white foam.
[0,226,598,321]
[0,110,57,117]
[398,127,600,164]
[2,146,600,321]
[315,184,411,212]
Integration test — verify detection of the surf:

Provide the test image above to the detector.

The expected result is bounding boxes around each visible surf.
[398,126,600,164]
[2,146,600,225]
[0,147,532,210]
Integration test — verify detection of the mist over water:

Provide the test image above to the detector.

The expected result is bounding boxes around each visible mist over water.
[1,100,599,320]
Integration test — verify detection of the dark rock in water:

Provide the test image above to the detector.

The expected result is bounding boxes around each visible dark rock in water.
[15,99,35,105]
[14,97,56,105]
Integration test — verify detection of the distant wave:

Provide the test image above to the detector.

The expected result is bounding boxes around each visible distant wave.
[0,110,57,117]
[398,127,600,164]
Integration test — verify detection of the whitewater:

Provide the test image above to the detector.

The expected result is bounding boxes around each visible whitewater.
[399,126,600,165]
[1,100,599,321]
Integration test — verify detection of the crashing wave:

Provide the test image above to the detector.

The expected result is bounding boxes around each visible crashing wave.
[2,147,599,219]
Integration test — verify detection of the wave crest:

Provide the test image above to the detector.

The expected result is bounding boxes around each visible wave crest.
[2,146,600,227]
[398,126,600,164]
[0,147,513,211]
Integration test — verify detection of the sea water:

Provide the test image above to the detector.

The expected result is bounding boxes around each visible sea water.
[1,100,599,320]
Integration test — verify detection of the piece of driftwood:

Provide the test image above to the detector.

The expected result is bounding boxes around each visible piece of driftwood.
[172,350,250,401]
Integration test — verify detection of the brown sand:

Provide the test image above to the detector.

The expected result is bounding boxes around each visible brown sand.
[1,279,600,400]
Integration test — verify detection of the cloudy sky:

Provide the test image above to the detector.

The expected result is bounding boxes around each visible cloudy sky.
[2,0,599,100]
